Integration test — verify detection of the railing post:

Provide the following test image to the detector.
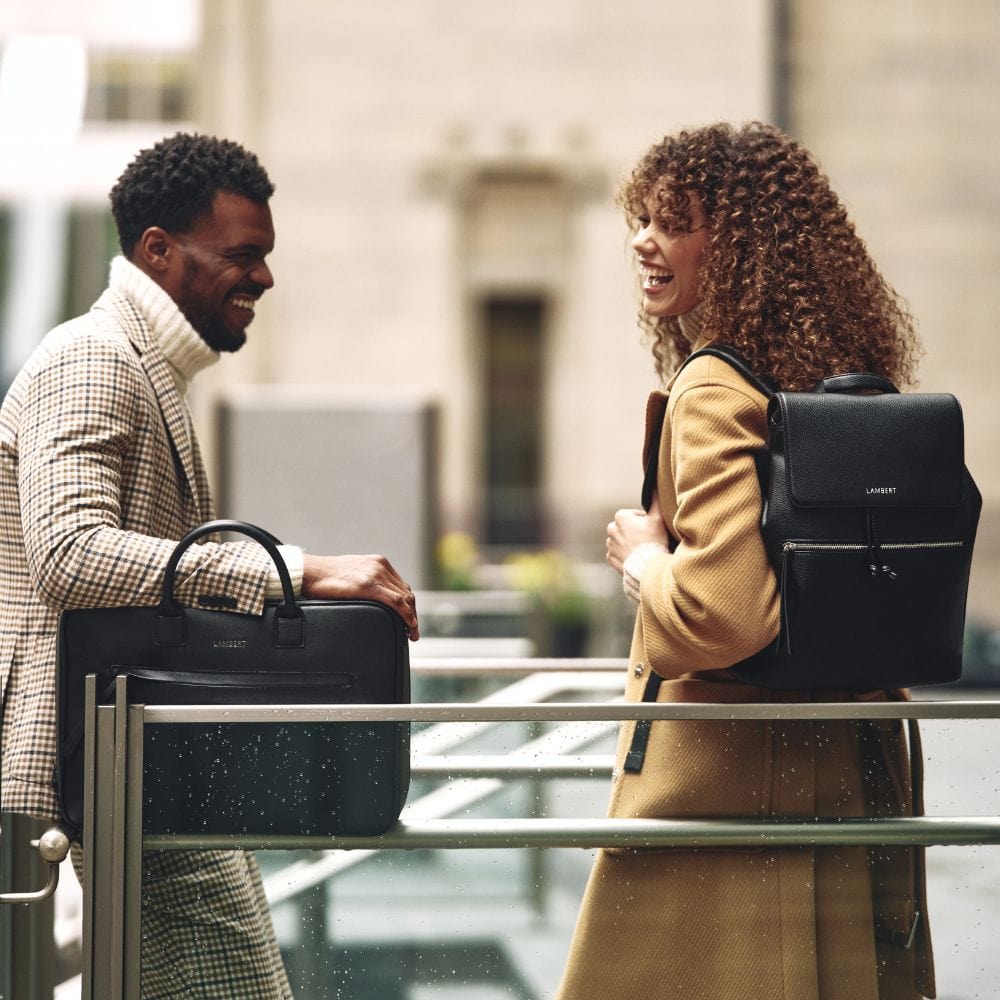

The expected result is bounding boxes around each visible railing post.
[106,675,131,998]
[82,689,121,999]
[0,812,56,1000]
[527,718,547,920]
[298,880,332,983]
[123,703,145,996]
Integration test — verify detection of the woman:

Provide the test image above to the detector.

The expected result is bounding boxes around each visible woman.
[556,122,934,1000]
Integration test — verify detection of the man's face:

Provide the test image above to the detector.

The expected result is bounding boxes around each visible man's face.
[163,191,275,352]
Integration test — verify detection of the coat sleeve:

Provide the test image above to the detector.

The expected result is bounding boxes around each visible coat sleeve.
[16,329,272,615]
[637,380,780,675]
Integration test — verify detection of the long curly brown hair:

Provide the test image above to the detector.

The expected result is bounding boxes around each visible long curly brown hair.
[619,122,921,390]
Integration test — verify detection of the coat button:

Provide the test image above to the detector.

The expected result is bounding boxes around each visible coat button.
[633,662,644,677]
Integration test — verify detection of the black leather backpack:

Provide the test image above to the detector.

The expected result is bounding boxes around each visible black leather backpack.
[677,345,982,690]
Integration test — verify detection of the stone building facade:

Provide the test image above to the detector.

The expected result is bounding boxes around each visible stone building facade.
[2,0,998,613]
[193,0,1000,612]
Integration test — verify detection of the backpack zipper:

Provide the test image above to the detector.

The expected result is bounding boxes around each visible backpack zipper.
[781,541,964,553]
[109,666,355,689]
[777,539,964,655]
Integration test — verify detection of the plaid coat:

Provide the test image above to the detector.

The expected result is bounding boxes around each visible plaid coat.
[0,282,274,822]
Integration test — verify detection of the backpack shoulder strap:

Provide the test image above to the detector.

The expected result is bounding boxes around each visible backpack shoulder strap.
[678,344,778,399]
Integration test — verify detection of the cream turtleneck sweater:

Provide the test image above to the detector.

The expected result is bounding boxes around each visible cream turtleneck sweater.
[677,299,707,348]
[110,255,219,390]
[621,300,709,602]
[109,257,304,598]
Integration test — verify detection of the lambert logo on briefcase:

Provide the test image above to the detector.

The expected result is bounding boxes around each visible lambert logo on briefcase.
[866,486,897,495]
[213,639,249,649]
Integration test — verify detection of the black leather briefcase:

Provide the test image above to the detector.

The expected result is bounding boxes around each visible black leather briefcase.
[56,520,410,839]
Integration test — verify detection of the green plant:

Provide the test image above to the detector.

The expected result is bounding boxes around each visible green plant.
[504,549,590,626]
[434,531,479,590]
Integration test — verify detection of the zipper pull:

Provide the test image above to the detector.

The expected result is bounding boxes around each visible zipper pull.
[864,509,896,579]
[865,509,880,576]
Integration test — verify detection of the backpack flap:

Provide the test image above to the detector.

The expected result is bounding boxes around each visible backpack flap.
[773,391,967,509]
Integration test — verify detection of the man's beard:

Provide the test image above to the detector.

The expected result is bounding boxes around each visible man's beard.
[192,315,247,354]
[176,256,247,353]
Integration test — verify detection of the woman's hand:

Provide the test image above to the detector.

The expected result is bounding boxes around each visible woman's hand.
[606,493,669,575]
[302,553,420,640]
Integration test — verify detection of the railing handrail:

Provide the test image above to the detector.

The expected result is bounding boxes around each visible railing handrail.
[410,753,614,777]
[409,656,628,674]
[128,695,1000,853]
[138,699,1000,724]
[142,815,1000,852]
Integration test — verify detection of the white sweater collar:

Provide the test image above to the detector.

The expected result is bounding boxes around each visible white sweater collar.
[109,256,219,388]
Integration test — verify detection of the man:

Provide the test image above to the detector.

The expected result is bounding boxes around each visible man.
[0,132,420,996]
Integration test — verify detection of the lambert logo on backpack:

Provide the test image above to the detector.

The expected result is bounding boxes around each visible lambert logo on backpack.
[680,345,982,692]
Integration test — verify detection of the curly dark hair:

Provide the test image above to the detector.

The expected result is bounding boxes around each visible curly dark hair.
[109,132,275,256]
[619,121,920,390]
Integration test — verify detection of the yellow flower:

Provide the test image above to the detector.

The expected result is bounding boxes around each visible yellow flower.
[435,532,479,590]
[505,549,589,624]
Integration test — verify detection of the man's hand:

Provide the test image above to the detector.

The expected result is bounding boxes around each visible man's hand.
[302,554,420,640]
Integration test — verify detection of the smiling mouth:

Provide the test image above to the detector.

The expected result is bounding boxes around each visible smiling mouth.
[230,295,257,313]
[640,266,674,289]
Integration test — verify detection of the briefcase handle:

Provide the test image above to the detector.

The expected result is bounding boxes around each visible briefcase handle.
[157,520,305,647]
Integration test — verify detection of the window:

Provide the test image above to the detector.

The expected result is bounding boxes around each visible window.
[481,296,547,546]
[84,51,194,123]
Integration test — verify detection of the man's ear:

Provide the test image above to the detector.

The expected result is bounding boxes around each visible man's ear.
[134,227,173,275]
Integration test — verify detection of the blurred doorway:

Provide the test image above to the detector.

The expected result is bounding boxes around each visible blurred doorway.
[481,295,547,546]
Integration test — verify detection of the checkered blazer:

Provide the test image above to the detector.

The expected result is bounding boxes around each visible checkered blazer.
[0,284,274,821]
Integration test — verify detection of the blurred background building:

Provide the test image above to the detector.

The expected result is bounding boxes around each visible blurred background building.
[2,0,998,608]
[2,1,999,997]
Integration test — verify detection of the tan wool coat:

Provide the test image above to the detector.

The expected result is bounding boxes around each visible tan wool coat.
[557,352,934,1000]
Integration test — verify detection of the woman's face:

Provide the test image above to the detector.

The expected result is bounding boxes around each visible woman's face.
[631,185,709,319]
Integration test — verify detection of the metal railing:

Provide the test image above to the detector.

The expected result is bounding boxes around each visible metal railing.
[139,698,1000,853]
[64,658,1000,999]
